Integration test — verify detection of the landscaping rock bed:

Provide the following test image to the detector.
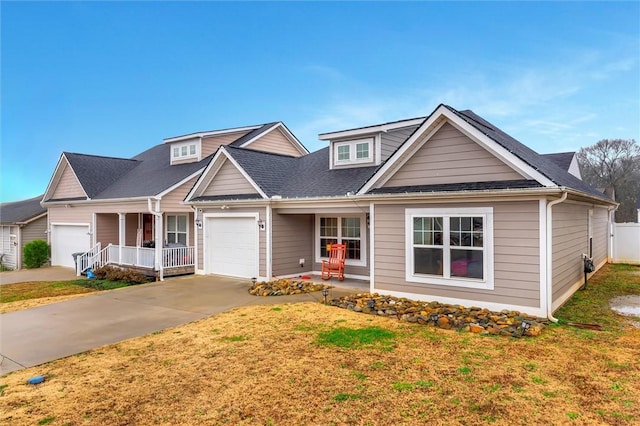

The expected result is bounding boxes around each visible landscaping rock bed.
[249,279,332,296]
[329,293,547,337]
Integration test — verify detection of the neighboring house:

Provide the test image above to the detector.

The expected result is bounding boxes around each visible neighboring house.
[0,195,47,270]
[184,104,616,319]
[41,122,307,277]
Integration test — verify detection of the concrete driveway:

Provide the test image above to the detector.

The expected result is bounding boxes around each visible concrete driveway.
[0,266,78,285]
[0,274,352,376]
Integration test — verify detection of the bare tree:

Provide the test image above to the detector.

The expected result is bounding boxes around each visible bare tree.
[577,139,640,222]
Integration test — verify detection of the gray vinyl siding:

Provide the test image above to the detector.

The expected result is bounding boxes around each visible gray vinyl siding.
[271,213,314,276]
[96,214,119,246]
[373,201,541,308]
[551,203,609,305]
[197,206,266,277]
[247,128,303,157]
[380,125,419,162]
[592,207,609,265]
[200,131,250,159]
[19,217,47,268]
[383,122,523,187]
[202,160,258,197]
[52,164,85,199]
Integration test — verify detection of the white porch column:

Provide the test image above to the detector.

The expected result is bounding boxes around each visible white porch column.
[118,213,126,264]
[154,200,163,280]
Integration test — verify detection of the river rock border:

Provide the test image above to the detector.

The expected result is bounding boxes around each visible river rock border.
[249,279,332,296]
[329,293,547,337]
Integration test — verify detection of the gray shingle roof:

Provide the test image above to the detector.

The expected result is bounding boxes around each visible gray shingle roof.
[542,152,575,172]
[0,195,46,224]
[63,153,139,199]
[228,123,280,147]
[224,146,378,198]
[369,180,543,195]
[94,144,209,199]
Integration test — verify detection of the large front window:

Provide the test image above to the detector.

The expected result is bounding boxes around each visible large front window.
[317,215,366,266]
[406,208,493,289]
[166,215,187,245]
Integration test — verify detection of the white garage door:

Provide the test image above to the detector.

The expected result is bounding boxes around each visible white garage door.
[205,216,258,278]
[51,224,90,267]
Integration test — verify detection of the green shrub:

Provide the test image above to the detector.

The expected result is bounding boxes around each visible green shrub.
[23,240,50,269]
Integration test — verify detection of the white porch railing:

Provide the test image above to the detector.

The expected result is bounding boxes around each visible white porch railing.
[75,242,102,275]
[163,246,195,268]
[76,244,195,276]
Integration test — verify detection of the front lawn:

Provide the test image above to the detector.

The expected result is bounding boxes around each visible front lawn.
[0,279,141,313]
[1,264,638,425]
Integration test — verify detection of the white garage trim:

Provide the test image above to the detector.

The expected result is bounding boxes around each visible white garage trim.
[203,213,260,279]
[50,222,91,268]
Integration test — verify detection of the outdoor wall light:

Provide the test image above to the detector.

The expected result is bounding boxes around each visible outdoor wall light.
[195,219,202,229]
[257,219,265,231]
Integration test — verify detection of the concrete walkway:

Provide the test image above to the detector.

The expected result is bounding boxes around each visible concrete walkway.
[0,274,355,376]
[0,266,78,285]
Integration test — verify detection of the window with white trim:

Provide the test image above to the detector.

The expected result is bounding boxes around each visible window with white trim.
[333,138,373,165]
[317,215,366,266]
[171,141,199,160]
[406,207,493,290]
[166,215,188,245]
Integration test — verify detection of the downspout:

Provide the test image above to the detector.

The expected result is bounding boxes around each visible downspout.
[545,190,568,323]
[148,198,163,281]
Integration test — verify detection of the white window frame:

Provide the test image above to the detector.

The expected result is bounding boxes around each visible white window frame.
[315,214,367,267]
[166,214,189,246]
[333,138,374,165]
[405,207,494,290]
[171,141,200,160]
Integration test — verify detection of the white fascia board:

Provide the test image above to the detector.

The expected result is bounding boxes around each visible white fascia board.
[163,125,262,144]
[42,154,89,202]
[239,122,309,155]
[318,117,426,141]
[156,168,205,200]
[358,105,556,194]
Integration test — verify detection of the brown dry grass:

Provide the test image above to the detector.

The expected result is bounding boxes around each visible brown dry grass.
[0,293,93,314]
[2,300,639,425]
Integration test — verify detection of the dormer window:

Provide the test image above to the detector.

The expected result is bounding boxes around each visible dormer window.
[172,142,199,161]
[334,138,373,165]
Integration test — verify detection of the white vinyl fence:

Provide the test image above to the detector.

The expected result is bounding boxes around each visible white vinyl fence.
[613,223,640,264]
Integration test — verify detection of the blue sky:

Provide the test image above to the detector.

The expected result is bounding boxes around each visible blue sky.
[1,1,638,202]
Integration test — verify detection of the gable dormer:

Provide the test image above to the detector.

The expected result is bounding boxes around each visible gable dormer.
[164,125,260,165]
[319,117,424,169]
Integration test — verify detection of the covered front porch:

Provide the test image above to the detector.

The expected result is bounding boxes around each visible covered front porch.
[76,243,195,278]
[78,207,196,279]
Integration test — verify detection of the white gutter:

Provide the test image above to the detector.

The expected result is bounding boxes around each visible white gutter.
[545,190,568,323]
[148,197,164,281]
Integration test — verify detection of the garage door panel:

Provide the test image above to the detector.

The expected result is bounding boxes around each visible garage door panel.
[51,225,90,267]
[205,216,258,278]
